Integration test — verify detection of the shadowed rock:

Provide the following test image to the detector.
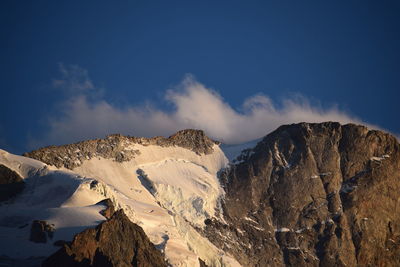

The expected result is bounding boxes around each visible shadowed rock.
[30,220,55,243]
[0,164,25,202]
[199,258,209,267]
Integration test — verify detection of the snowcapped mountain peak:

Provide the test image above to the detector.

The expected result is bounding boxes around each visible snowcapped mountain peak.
[5,122,398,266]
[3,130,242,267]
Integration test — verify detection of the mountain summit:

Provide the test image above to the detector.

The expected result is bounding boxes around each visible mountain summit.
[1,123,399,267]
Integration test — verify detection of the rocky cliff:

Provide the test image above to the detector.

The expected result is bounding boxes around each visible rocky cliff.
[42,210,168,267]
[202,122,400,267]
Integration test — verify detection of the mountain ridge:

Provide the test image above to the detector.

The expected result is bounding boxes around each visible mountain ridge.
[1,122,399,267]
[42,209,168,267]
[23,129,217,169]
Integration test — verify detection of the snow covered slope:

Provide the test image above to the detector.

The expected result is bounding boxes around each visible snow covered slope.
[68,144,237,266]
[0,149,106,261]
[1,130,257,267]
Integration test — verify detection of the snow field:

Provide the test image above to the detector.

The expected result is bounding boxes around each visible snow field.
[0,144,242,266]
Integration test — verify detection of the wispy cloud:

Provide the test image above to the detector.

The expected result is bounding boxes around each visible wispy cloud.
[29,65,373,149]
[52,63,100,96]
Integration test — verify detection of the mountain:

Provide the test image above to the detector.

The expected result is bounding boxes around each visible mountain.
[0,130,239,267]
[0,123,399,267]
[203,122,400,266]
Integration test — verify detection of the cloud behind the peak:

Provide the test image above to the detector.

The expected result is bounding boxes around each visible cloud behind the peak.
[30,66,370,148]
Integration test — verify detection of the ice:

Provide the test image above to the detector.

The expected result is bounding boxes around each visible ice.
[340,183,357,193]
[295,227,311,234]
[275,227,291,232]
[251,225,265,232]
[236,228,245,235]
[0,151,105,259]
[371,154,390,161]
[243,216,259,224]
[70,144,238,266]
[0,143,241,267]
[287,247,301,250]
[0,149,46,177]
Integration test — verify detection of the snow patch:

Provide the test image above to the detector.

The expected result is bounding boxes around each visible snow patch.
[295,227,311,234]
[340,183,357,193]
[275,227,291,233]
[251,225,265,232]
[370,154,390,162]
[243,216,259,224]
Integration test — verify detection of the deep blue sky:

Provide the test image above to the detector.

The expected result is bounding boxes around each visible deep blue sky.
[1,1,399,154]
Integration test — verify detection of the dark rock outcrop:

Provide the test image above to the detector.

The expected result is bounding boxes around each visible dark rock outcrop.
[42,210,168,267]
[199,258,209,267]
[96,198,115,219]
[0,164,25,202]
[24,129,216,169]
[30,220,55,243]
[204,122,400,267]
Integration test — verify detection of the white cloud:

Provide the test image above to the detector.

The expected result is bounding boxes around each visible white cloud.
[30,67,373,148]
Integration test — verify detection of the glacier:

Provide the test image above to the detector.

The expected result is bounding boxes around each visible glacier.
[0,137,250,266]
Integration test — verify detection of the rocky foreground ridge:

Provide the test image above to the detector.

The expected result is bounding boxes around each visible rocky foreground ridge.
[43,209,168,267]
[202,122,400,267]
[24,129,217,169]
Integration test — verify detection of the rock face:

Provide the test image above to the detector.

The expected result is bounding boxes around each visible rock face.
[30,220,55,243]
[24,129,216,169]
[42,210,168,267]
[204,122,400,267]
[96,198,115,219]
[167,129,217,154]
[0,164,25,202]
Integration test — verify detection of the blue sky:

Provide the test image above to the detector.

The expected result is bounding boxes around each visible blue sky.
[1,1,399,154]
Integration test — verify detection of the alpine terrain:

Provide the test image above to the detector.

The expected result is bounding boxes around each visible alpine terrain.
[0,122,399,267]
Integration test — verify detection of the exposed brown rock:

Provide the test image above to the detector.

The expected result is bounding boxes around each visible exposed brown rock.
[42,210,168,267]
[24,129,216,169]
[96,198,115,219]
[0,164,25,202]
[204,122,400,267]
[167,129,217,154]
[30,220,55,243]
